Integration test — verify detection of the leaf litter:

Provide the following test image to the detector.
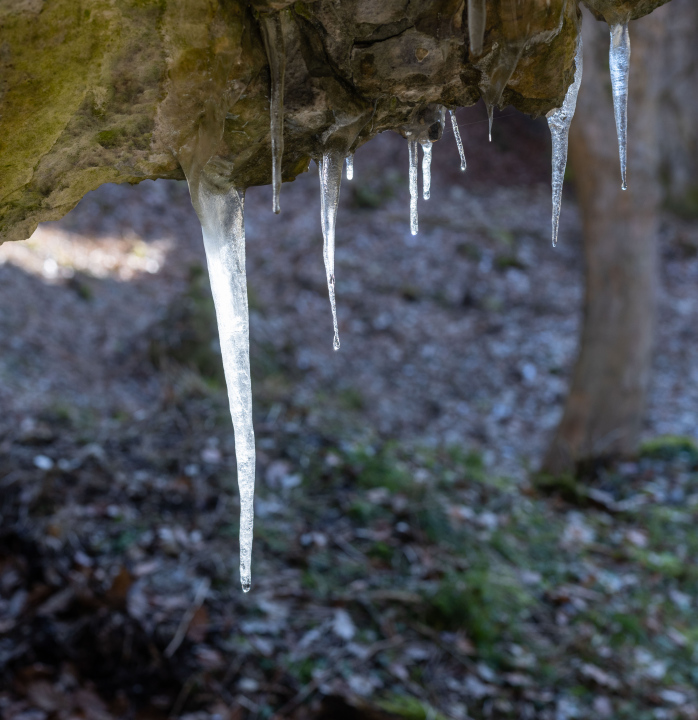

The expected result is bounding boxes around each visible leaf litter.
[0,113,698,719]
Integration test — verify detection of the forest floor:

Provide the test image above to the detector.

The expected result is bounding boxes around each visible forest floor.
[1,106,698,719]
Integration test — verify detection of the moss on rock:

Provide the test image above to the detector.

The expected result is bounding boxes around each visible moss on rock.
[0,0,673,242]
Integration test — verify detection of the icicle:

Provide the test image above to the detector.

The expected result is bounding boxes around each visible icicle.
[260,13,286,213]
[195,180,255,593]
[345,155,354,181]
[609,22,630,191]
[449,110,467,172]
[467,0,486,57]
[318,151,343,351]
[408,139,418,235]
[546,36,583,248]
[487,103,493,142]
[421,141,432,200]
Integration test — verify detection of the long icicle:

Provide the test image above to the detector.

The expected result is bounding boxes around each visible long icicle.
[260,13,286,213]
[546,35,583,248]
[345,155,354,181]
[609,22,630,191]
[318,151,343,351]
[421,141,432,200]
[467,0,486,56]
[408,139,418,235]
[196,180,255,592]
[449,110,467,171]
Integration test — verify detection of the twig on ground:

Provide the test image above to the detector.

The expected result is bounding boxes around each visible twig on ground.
[334,535,367,563]
[410,622,477,671]
[270,649,345,719]
[165,577,210,658]
[170,672,200,718]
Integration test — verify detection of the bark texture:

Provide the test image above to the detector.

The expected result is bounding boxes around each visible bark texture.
[0,0,667,243]
[543,5,668,474]
[656,0,698,208]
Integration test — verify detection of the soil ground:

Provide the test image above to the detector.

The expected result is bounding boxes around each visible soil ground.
[1,106,698,720]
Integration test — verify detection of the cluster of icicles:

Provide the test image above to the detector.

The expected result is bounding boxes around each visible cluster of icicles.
[187,21,631,592]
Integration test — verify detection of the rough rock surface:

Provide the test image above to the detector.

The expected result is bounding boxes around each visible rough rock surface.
[0,0,670,242]
[583,0,671,23]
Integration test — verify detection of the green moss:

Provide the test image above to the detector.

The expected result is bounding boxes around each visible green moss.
[609,611,648,646]
[289,657,317,685]
[0,0,177,241]
[640,436,698,463]
[424,568,531,649]
[368,541,395,563]
[0,4,109,209]
[349,444,412,492]
[338,387,365,411]
[494,253,526,271]
[347,498,380,523]
[632,549,685,578]
[96,129,124,148]
[533,471,588,503]
[377,695,450,720]
[293,2,314,20]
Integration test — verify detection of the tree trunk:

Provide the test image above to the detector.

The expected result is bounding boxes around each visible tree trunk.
[543,6,667,475]
[657,0,698,207]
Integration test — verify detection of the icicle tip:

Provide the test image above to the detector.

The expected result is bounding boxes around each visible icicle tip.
[609,22,630,196]
[345,155,354,181]
[408,139,419,236]
[421,141,432,201]
[448,110,467,172]
[319,151,343,354]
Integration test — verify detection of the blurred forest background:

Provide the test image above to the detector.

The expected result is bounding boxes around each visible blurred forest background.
[1,4,698,720]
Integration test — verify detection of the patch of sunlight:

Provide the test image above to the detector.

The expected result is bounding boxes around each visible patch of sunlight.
[0,225,172,281]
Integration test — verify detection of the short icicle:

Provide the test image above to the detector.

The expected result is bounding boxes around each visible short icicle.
[318,151,343,351]
[609,22,630,190]
[546,35,583,248]
[195,178,255,592]
[449,110,467,172]
[345,155,354,181]
[467,0,487,56]
[421,141,432,200]
[408,139,418,235]
[487,103,494,142]
[260,13,286,213]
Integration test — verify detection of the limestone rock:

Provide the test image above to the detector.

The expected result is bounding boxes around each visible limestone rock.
[0,0,672,242]
[582,0,671,24]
